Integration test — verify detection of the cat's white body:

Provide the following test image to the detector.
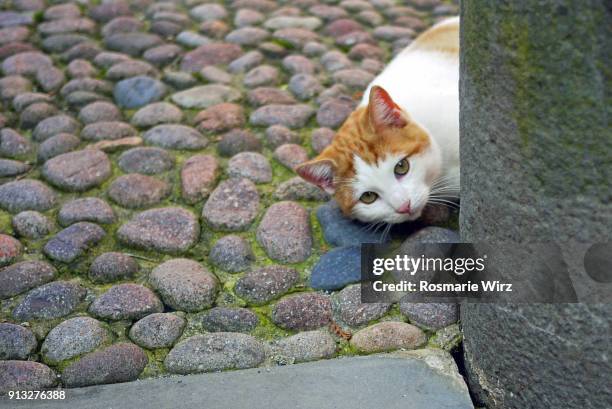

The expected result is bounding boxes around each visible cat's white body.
[360,17,460,195]
[297,17,460,224]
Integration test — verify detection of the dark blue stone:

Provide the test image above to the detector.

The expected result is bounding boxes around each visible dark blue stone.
[402,227,460,244]
[114,76,166,109]
[310,246,361,290]
[316,202,390,247]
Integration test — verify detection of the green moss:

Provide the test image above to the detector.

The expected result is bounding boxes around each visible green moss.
[269,38,294,50]
[0,210,13,234]
[250,305,292,341]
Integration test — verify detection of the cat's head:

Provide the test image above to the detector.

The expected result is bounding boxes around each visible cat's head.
[296,86,442,224]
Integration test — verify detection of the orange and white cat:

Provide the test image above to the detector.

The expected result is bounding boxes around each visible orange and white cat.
[297,17,459,224]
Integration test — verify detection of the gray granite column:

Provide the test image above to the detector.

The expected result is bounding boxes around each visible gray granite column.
[459,1,611,407]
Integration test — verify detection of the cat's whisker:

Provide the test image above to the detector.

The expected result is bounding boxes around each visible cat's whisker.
[380,223,392,242]
[427,199,460,208]
[426,202,457,210]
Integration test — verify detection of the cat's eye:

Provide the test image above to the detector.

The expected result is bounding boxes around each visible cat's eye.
[359,191,378,204]
[394,158,410,176]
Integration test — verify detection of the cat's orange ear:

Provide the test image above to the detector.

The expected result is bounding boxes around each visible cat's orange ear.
[367,85,408,130]
[295,159,336,194]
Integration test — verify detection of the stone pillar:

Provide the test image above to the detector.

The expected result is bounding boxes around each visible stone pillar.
[459,1,611,408]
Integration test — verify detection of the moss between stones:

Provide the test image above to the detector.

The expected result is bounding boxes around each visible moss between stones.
[0,3,465,382]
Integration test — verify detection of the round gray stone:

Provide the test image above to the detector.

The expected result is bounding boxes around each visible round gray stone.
[250,104,315,128]
[209,235,254,273]
[0,361,57,394]
[164,333,265,374]
[399,302,459,330]
[256,201,312,263]
[0,179,57,213]
[117,207,200,254]
[89,283,163,321]
[217,129,261,157]
[58,197,116,227]
[332,284,391,327]
[143,124,208,150]
[202,178,260,232]
[171,85,241,109]
[41,317,110,364]
[269,330,336,364]
[37,133,81,162]
[89,252,139,283]
[61,343,148,388]
[350,322,427,353]
[42,149,112,192]
[272,293,332,331]
[235,265,299,305]
[12,281,87,321]
[129,313,186,349]
[0,323,37,360]
[118,147,175,175]
[43,222,106,263]
[199,307,258,333]
[114,75,167,109]
[0,260,57,300]
[131,102,183,127]
[227,152,272,183]
[149,259,218,312]
[12,211,54,239]
[108,174,171,208]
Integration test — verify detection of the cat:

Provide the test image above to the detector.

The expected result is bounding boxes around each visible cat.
[297,17,460,224]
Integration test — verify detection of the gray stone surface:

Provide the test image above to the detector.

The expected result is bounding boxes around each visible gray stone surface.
[89,283,163,321]
[235,265,299,305]
[149,259,218,312]
[12,211,54,239]
[89,252,139,283]
[0,261,57,300]
[164,333,266,374]
[0,323,37,360]
[269,330,335,364]
[117,207,200,254]
[272,293,331,331]
[4,352,473,408]
[209,235,254,273]
[0,361,57,395]
[42,149,112,192]
[350,322,427,353]
[12,281,86,321]
[0,179,57,213]
[41,317,110,364]
[399,303,458,331]
[202,178,260,232]
[256,201,312,263]
[129,313,186,349]
[199,307,259,333]
[43,222,106,263]
[58,198,116,226]
[460,2,612,408]
[61,343,148,388]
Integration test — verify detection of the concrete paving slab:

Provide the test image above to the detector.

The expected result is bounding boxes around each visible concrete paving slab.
[1,350,473,409]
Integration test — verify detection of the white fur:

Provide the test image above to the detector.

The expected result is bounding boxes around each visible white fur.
[354,17,459,223]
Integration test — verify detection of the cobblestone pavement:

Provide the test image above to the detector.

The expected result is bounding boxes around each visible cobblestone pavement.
[0,0,460,391]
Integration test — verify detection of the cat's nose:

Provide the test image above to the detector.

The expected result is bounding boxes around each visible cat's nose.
[396,201,411,214]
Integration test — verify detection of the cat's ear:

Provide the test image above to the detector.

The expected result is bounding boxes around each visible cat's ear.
[367,85,408,130]
[295,159,336,194]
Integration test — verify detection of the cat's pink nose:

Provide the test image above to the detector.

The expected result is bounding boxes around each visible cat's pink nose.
[397,201,411,214]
